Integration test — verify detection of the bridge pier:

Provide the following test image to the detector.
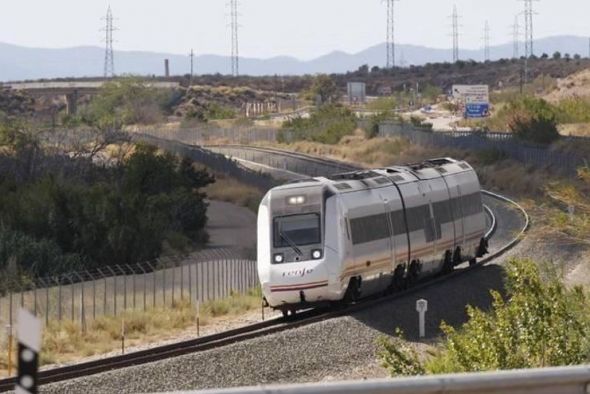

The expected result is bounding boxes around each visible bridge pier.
[65,90,79,115]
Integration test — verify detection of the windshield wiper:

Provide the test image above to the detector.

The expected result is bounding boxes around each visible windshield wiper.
[279,231,303,256]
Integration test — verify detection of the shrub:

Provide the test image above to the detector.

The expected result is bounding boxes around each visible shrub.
[281,105,357,145]
[504,97,560,144]
[379,259,590,376]
[510,113,559,144]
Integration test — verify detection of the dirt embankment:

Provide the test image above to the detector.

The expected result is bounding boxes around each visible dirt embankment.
[173,86,293,119]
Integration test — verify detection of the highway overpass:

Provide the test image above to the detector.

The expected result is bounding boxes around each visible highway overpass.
[3,80,180,114]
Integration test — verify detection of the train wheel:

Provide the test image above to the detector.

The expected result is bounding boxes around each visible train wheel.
[477,238,489,257]
[343,277,361,304]
[407,261,420,287]
[442,251,453,274]
[453,247,462,266]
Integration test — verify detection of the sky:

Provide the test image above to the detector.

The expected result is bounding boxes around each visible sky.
[0,0,588,60]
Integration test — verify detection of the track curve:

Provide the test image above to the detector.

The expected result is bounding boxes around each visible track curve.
[0,144,528,392]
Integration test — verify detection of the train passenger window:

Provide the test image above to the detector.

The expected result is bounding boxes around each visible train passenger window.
[273,214,321,248]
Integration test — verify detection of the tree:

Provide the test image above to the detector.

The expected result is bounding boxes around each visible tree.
[310,75,339,105]
[552,51,562,60]
[357,64,369,76]
[574,53,582,60]
[540,53,549,59]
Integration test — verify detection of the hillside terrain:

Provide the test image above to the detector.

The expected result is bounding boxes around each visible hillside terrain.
[2,35,590,80]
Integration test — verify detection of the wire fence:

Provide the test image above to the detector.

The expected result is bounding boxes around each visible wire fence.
[0,257,258,328]
[379,122,587,176]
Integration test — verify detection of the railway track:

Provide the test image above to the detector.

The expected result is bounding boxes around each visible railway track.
[0,145,528,392]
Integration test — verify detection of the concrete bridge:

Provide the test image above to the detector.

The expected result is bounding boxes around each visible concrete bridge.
[4,81,180,114]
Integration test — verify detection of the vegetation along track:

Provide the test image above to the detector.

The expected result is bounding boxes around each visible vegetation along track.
[0,146,528,392]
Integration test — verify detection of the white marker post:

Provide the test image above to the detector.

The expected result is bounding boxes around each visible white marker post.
[416,299,428,339]
[15,309,41,394]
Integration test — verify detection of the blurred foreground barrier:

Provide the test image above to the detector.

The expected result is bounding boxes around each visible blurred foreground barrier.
[185,365,590,394]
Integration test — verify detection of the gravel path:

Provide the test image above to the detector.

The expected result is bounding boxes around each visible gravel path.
[40,193,527,394]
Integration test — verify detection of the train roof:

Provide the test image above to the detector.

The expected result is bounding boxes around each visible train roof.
[277,157,475,193]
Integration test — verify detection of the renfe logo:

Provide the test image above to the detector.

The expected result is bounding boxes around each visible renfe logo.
[282,268,314,278]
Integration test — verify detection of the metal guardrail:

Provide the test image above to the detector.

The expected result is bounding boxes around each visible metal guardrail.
[187,365,590,394]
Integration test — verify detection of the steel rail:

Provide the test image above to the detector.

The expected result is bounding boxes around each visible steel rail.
[0,147,525,393]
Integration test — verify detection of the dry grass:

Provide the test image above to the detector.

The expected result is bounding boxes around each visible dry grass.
[259,130,450,168]
[0,288,262,375]
[205,173,264,212]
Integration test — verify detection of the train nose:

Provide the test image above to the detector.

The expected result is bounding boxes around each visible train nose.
[264,260,329,307]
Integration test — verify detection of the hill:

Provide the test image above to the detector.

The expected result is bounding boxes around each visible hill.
[2,35,590,81]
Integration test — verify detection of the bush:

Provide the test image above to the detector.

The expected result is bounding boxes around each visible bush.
[510,113,559,144]
[79,78,175,129]
[281,105,357,145]
[379,259,590,376]
[504,97,560,144]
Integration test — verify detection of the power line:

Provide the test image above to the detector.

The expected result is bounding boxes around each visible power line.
[101,6,116,78]
[482,20,491,62]
[521,0,538,58]
[450,5,460,62]
[229,0,240,77]
[385,0,400,69]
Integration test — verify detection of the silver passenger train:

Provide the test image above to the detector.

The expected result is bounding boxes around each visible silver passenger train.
[257,158,488,316]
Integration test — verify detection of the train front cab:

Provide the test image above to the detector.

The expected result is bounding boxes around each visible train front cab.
[257,183,345,316]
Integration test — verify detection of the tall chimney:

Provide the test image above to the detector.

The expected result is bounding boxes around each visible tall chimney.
[164,59,170,77]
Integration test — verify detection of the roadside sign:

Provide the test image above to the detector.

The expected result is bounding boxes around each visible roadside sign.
[416,299,428,339]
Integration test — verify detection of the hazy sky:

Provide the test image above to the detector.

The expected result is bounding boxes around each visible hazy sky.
[1,0,588,59]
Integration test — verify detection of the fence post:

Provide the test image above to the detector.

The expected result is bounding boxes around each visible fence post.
[97,268,107,316]
[188,260,193,304]
[137,263,147,312]
[90,271,96,321]
[69,275,75,321]
[74,272,86,332]
[146,261,156,309]
[162,260,167,307]
[56,277,62,321]
[122,265,128,311]
[180,259,185,301]
[106,266,117,316]
[127,264,136,310]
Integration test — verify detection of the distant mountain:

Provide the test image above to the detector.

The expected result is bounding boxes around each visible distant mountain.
[1,35,589,81]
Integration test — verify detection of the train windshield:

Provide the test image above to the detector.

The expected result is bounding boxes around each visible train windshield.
[273,213,321,248]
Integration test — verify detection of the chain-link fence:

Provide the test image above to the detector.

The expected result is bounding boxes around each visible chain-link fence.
[379,122,586,176]
[0,257,258,328]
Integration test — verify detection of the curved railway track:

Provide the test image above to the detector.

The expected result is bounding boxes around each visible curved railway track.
[0,145,528,392]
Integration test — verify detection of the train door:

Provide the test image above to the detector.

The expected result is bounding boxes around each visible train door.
[418,181,437,271]
[378,192,394,270]
[455,185,466,245]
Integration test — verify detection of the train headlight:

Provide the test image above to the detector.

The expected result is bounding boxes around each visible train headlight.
[312,249,322,260]
[274,253,284,263]
[287,196,306,205]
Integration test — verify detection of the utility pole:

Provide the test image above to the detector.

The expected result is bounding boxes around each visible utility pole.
[385,0,400,69]
[511,15,520,59]
[189,48,195,86]
[230,0,240,77]
[101,6,116,78]
[450,5,460,62]
[483,20,491,62]
[520,0,538,85]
